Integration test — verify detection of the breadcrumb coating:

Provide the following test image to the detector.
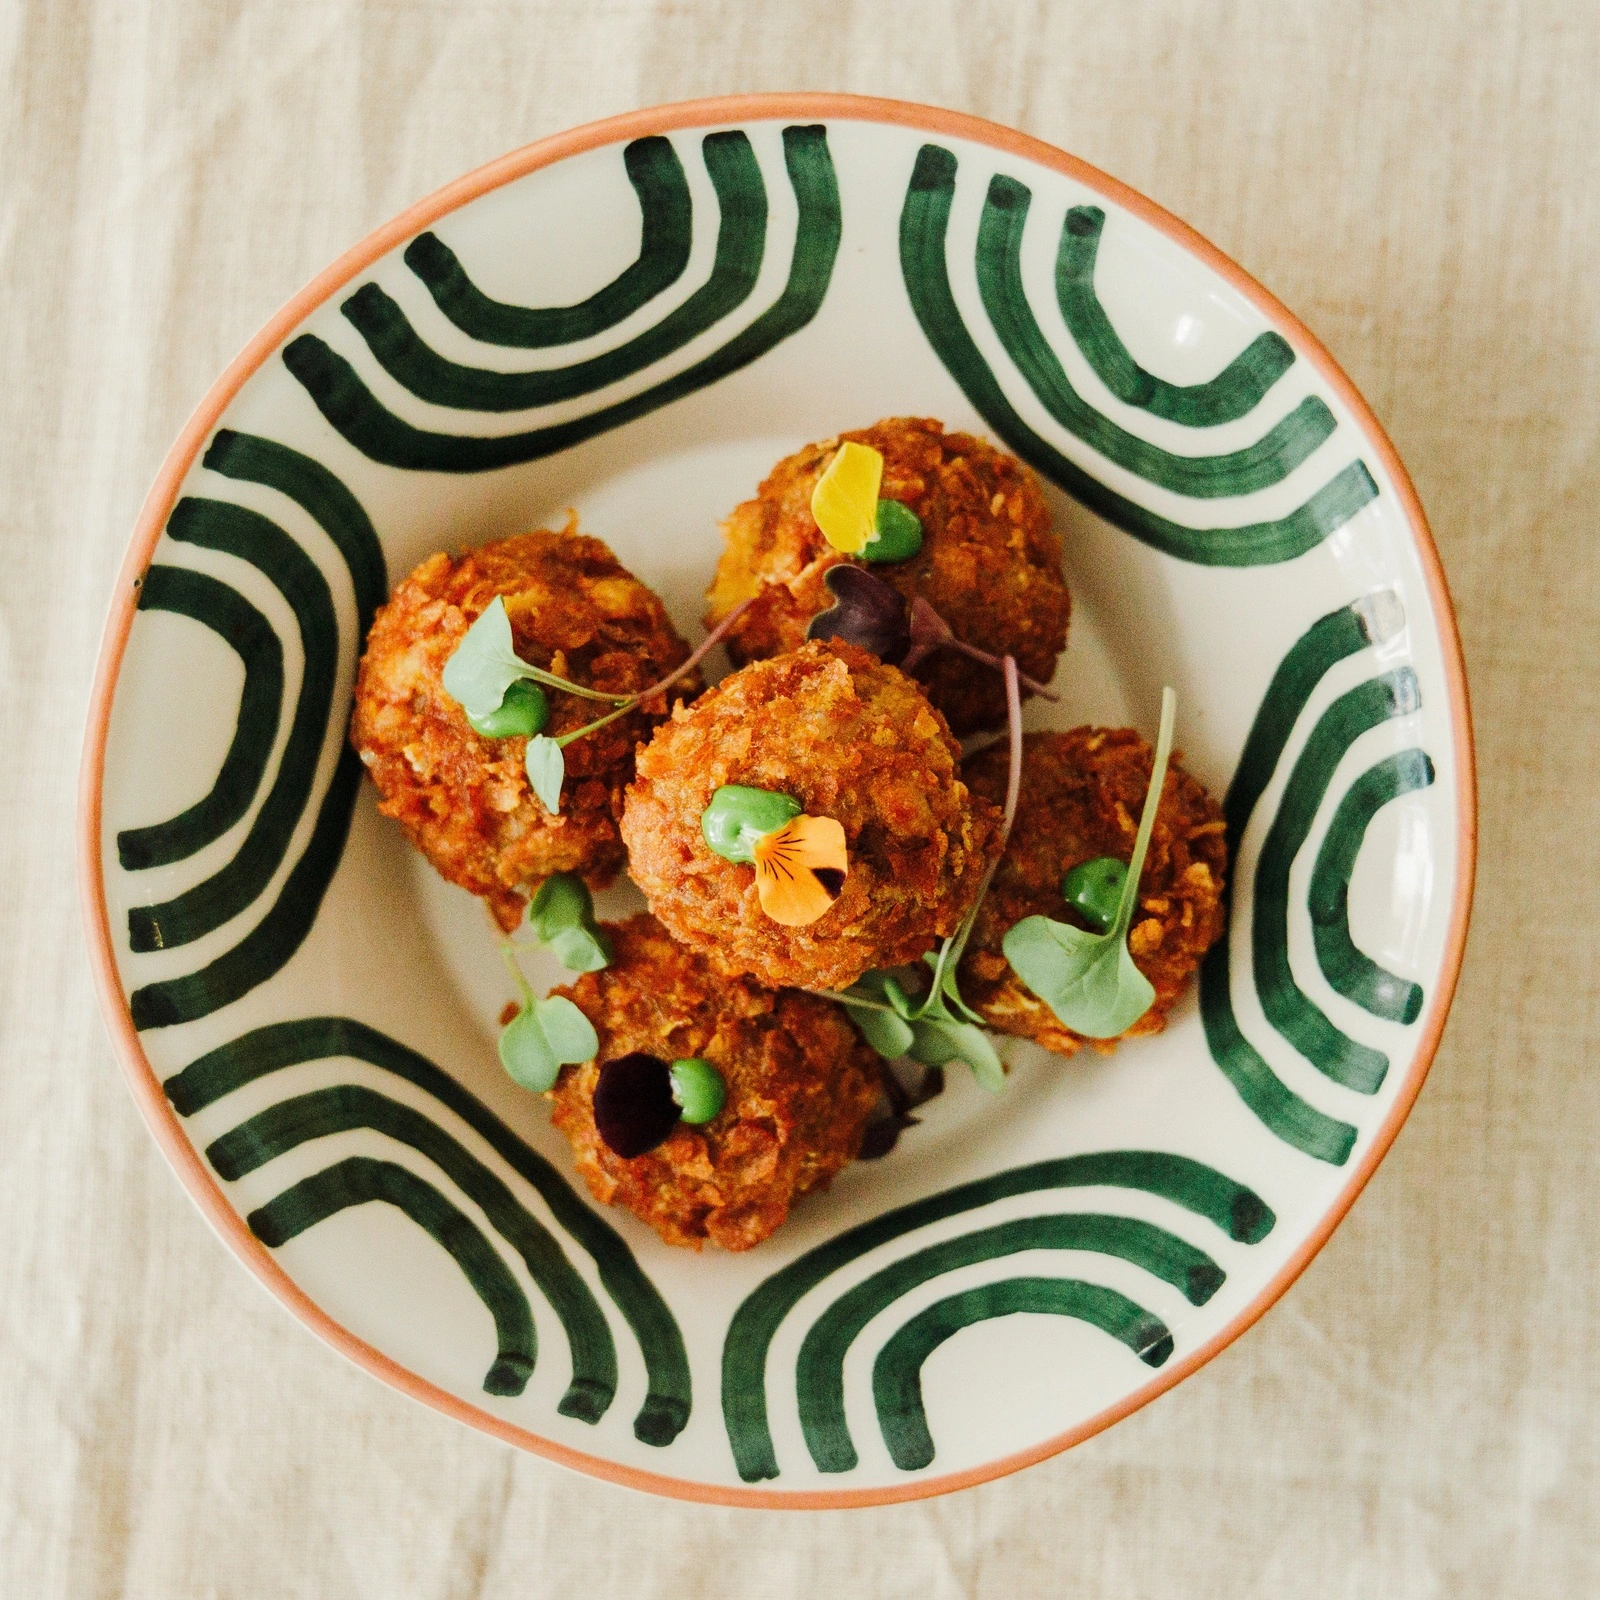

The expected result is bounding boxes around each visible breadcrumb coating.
[958,728,1228,1057]
[621,640,1001,991]
[549,915,882,1251]
[706,417,1071,734]
[350,525,697,932]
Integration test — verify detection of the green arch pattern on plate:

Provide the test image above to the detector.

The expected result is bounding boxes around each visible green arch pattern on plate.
[209,1084,619,1422]
[282,124,841,472]
[126,433,385,1031]
[164,1015,692,1445]
[344,131,766,412]
[975,174,1337,498]
[404,135,694,348]
[721,1150,1273,1482]
[1054,204,1298,426]
[116,564,284,872]
[251,1154,538,1398]
[899,143,1378,566]
[796,1211,1223,1474]
[1309,750,1436,1024]
[873,1278,1173,1472]
[1200,595,1430,1163]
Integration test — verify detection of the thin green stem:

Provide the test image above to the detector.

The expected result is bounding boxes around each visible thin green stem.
[1111,687,1177,942]
[499,942,534,1008]
[552,597,756,750]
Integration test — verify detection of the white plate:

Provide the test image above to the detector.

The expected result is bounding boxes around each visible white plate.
[80,95,1474,1506]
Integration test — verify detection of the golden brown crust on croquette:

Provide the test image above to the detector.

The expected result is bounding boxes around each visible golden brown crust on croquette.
[350,526,698,932]
[548,915,882,1251]
[620,641,1001,991]
[958,729,1228,1057]
[706,417,1070,734]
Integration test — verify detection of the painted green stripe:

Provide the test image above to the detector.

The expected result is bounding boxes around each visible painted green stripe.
[129,748,361,1029]
[163,1017,690,1445]
[201,429,389,635]
[1309,750,1435,1024]
[210,1085,616,1423]
[127,441,386,1029]
[1253,671,1421,1093]
[126,499,336,954]
[798,1213,1220,1473]
[405,136,693,348]
[977,176,1336,496]
[899,144,1377,566]
[1222,600,1394,842]
[1198,596,1399,1162]
[721,1150,1271,1482]
[116,566,283,872]
[874,1278,1172,1472]
[249,1155,536,1397]
[1056,205,1297,425]
[282,124,840,474]
[345,132,765,412]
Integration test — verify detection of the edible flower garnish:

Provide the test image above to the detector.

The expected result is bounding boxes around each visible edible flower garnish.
[827,657,1025,1094]
[593,1052,729,1157]
[497,944,599,1092]
[527,873,611,972]
[807,566,1058,698]
[810,442,924,563]
[442,593,753,816]
[751,815,849,926]
[700,785,848,926]
[1002,688,1177,1039]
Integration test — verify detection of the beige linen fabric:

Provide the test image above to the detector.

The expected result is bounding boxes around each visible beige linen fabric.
[2,1,1596,1593]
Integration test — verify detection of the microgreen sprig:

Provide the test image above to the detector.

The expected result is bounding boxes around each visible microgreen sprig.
[525,873,611,972]
[823,657,1024,1094]
[807,567,1058,700]
[497,943,599,1092]
[1001,687,1177,1039]
[443,594,754,816]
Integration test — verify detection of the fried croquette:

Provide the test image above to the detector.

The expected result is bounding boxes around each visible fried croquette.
[620,640,1001,991]
[706,417,1071,734]
[350,526,698,932]
[549,915,882,1251]
[958,728,1228,1056]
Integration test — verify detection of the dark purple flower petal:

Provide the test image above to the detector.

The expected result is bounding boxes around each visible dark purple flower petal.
[593,1052,680,1158]
[806,565,911,666]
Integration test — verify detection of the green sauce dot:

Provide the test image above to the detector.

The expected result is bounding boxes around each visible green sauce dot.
[467,679,550,739]
[669,1058,727,1124]
[701,785,802,863]
[863,499,923,563]
[1061,855,1127,932]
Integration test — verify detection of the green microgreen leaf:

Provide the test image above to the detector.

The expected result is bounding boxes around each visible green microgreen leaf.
[1001,687,1177,1039]
[837,970,918,1059]
[528,873,611,972]
[905,1013,1005,1094]
[442,596,625,726]
[497,993,598,1093]
[525,735,565,813]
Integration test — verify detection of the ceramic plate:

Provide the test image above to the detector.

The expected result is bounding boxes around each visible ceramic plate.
[80,95,1474,1506]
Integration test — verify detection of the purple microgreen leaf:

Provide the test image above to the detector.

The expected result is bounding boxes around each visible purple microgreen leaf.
[806,566,912,665]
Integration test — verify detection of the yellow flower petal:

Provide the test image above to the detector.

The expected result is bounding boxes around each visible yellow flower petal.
[751,814,848,926]
[810,442,883,555]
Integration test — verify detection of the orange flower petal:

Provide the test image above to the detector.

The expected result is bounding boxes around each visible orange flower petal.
[751,815,848,926]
